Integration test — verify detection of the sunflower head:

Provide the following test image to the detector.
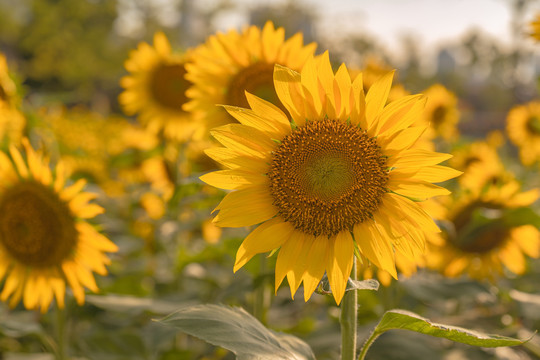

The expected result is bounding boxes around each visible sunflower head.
[425,181,540,280]
[184,21,317,138]
[201,52,460,304]
[119,31,194,142]
[0,139,117,312]
[506,101,540,166]
[419,84,460,141]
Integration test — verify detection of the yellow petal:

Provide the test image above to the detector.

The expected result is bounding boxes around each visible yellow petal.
[223,106,286,139]
[365,70,395,132]
[213,187,278,227]
[353,222,397,278]
[245,92,291,135]
[326,231,354,304]
[387,149,452,169]
[211,124,274,159]
[9,144,29,178]
[274,64,305,126]
[388,179,451,200]
[301,235,329,302]
[234,217,294,272]
[200,169,267,190]
[286,234,315,297]
[204,147,269,173]
[275,231,308,293]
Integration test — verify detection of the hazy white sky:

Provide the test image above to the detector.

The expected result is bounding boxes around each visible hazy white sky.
[211,0,539,55]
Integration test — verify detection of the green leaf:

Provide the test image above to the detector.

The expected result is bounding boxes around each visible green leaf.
[155,304,315,360]
[372,309,528,347]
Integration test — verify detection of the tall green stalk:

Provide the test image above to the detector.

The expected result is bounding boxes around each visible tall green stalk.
[55,305,67,360]
[340,257,357,360]
[253,255,268,323]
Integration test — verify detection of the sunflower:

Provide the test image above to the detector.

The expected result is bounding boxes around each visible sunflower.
[425,181,540,280]
[506,101,540,166]
[184,21,317,138]
[450,136,508,191]
[0,53,19,110]
[200,54,460,304]
[418,84,460,141]
[119,32,194,142]
[0,139,117,312]
[529,13,540,41]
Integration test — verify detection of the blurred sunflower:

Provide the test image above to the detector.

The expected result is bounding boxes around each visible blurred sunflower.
[0,139,117,312]
[419,84,460,141]
[119,32,194,142]
[0,53,19,110]
[529,13,540,41]
[450,135,508,191]
[425,181,540,280]
[184,21,317,138]
[506,101,540,166]
[201,54,460,304]
[351,56,410,104]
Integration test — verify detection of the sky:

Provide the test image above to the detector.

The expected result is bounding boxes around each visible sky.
[209,0,539,63]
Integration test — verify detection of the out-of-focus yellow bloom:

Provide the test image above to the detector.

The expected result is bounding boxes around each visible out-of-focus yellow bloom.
[0,53,19,110]
[202,219,222,244]
[0,139,117,312]
[529,14,540,41]
[119,32,194,142]
[350,57,411,104]
[450,135,506,191]
[141,155,175,202]
[419,84,460,141]
[506,101,540,166]
[37,106,137,195]
[184,21,317,139]
[425,180,540,281]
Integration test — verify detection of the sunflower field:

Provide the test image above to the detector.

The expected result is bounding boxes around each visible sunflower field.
[1,0,540,359]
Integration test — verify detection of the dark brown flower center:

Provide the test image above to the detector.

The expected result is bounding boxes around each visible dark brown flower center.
[431,105,447,127]
[0,181,78,267]
[226,62,287,115]
[150,63,190,111]
[267,118,389,237]
[526,115,540,135]
[449,201,508,253]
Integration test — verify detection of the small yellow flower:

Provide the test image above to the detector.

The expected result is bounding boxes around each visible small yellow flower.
[506,101,540,165]
[201,53,460,304]
[419,84,460,141]
[119,32,194,142]
[529,13,540,41]
[0,139,117,312]
[184,21,317,138]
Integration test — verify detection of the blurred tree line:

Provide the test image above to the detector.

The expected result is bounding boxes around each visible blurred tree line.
[0,0,538,138]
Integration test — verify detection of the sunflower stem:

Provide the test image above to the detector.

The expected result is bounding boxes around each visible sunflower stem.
[253,255,268,323]
[340,257,357,360]
[55,305,68,360]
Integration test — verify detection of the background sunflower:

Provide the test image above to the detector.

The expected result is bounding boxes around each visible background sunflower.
[0,139,117,312]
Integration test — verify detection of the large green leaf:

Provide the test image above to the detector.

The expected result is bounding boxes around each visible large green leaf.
[370,309,527,347]
[155,304,315,360]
